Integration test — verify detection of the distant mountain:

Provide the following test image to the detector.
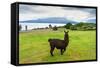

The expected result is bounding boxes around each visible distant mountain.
[86,18,96,23]
[19,17,78,24]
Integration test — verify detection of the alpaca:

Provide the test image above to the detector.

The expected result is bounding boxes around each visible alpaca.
[48,31,69,56]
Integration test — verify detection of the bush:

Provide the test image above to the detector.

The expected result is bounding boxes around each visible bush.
[64,23,72,29]
[52,26,58,31]
[70,25,77,30]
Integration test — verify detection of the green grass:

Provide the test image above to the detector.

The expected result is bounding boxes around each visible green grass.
[19,28,96,64]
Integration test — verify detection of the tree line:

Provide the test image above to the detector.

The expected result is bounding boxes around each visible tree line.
[19,22,96,31]
[64,22,96,30]
[48,22,96,31]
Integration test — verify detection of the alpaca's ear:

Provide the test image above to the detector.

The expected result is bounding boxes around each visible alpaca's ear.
[64,30,66,33]
[67,31,69,33]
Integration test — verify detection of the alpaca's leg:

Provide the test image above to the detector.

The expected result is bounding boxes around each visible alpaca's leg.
[63,48,66,54]
[61,48,66,55]
[61,49,63,55]
[64,48,66,52]
[50,46,55,56]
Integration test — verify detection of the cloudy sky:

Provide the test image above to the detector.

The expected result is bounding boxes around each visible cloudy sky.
[19,4,96,22]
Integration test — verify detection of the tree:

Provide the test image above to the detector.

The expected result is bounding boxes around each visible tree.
[19,25,22,31]
[25,25,27,31]
[53,26,58,31]
[64,23,72,29]
[75,22,84,27]
[70,25,77,30]
[49,24,52,29]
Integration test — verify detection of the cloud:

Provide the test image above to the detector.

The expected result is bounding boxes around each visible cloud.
[19,4,96,22]
[19,5,44,13]
[62,7,96,18]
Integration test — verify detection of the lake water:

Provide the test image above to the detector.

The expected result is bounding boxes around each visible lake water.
[19,22,65,31]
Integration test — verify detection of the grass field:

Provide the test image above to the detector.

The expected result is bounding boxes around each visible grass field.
[19,28,96,64]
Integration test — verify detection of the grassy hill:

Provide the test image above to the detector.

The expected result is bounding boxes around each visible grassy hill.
[19,28,96,64]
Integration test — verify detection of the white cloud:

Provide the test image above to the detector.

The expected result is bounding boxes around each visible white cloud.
[19,4,96,22]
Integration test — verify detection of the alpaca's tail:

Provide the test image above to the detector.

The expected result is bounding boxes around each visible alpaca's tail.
[48,39,52,42]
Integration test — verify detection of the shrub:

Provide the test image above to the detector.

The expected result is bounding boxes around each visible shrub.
[64,23,72,29]
[53,26,58,31]
[70,25,77,30]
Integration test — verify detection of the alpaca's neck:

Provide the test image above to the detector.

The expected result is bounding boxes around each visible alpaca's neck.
[64,35,69,42]
[64,35,69,47]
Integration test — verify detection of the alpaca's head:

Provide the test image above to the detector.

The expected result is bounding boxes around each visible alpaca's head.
[64,30,69,40]
[64,30,69,35]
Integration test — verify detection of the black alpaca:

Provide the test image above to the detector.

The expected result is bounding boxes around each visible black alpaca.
[48,31,69,56]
